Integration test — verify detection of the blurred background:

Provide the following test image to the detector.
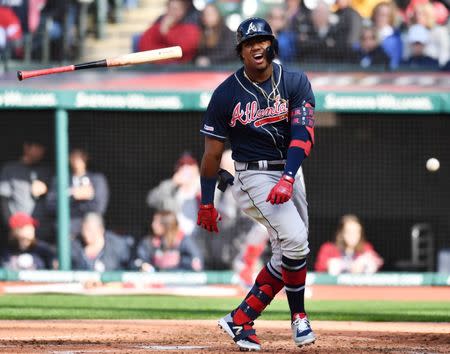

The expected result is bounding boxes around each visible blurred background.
[0,0,449,282]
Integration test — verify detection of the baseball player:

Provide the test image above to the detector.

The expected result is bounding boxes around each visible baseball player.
[197,17,316,351]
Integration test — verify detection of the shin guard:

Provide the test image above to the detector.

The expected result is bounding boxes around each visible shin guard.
[233,264,284,325]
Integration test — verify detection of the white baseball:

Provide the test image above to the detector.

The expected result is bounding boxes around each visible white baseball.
[426,158,440,172]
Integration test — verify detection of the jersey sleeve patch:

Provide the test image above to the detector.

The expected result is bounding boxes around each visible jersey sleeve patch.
[203,124,215,132]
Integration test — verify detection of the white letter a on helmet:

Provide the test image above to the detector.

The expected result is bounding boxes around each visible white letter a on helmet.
[246,22,257,34]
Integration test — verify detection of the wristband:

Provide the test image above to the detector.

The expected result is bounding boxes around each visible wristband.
[282,174,295,183]
[199,203,214,210]
[200,176,217,204]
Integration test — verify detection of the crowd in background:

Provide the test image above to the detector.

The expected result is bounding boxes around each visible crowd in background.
[0,138,385,284]
[135,0,450,70]
[0,140,205,274]
[0,0,449,70]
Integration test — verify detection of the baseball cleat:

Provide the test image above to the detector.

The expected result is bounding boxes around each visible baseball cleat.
[218,312,261,351]
[291,313,316,347]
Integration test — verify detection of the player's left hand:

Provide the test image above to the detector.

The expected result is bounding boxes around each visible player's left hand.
[266,175,294,204]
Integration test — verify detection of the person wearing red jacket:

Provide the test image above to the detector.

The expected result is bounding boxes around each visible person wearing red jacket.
[138,0,201,63]
[315,214,383,275]
[0,6,23,48]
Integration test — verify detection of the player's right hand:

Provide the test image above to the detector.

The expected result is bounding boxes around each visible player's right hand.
[197,204,221,233]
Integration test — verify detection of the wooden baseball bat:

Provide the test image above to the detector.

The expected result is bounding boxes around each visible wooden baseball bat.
[17,46,183,81]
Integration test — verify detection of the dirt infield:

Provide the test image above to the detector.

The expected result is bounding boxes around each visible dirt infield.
[0,320,448,353]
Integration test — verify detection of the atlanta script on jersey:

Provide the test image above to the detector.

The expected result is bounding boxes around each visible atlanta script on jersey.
[200,63,315,162]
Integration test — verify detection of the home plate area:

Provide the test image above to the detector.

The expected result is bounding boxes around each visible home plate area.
[0,320,449,353]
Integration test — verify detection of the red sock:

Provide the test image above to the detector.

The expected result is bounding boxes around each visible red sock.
[281,256,307,320]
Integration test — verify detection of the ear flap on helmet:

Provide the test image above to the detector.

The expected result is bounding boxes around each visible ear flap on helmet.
[272,38,279,55]
[266,38,279,63]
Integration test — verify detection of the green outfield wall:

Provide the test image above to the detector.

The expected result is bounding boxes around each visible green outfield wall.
[0,269,449,286]
[0,89,449,113]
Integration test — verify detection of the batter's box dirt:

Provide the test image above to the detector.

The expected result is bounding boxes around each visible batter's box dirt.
[0,320,448,353]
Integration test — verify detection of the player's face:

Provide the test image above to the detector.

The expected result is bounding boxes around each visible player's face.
[241,37,272,71]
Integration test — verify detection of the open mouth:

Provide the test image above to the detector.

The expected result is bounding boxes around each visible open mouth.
[252,52,264,63]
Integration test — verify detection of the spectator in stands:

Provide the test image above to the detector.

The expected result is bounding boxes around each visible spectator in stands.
[403,0,449,26]
[133,210,202,272]
[334,0,363,51]
[266,5,298,63]
[183,0,200,23]
[431,1,449,26]
[0,6,23,57]
[351,0,385,18]
[349,25,390,69]
[5,0,45,34]
[406,1,449,67]
[371,1,403,69]
[0,212,56,270]
[400,23,440,70]
[71,212,132,271]
[296,1,342,64]
[315,214,383,275]
[28,0,47,34]
[0,138,53,242]
[286,0,301,19]
[138,0,201,63]
[286,0,310,32]
[195,2,235,67]
[47,148,109,237]
[146,152,201,237]
[6,0,46,59]
[39,0,79,61]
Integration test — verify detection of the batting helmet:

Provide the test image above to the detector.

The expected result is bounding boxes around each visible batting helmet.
[236,17,278,61]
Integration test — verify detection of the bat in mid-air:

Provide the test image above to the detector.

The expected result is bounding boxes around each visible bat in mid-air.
[17,46,183,81]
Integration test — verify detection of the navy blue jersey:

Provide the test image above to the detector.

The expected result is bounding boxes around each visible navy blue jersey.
[200,63,315,162]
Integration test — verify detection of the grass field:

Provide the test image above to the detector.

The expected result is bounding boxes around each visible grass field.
[0,294,449,322]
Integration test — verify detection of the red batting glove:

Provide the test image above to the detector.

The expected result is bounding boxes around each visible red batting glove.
[266,175,294,204]
[197,204,221,233]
